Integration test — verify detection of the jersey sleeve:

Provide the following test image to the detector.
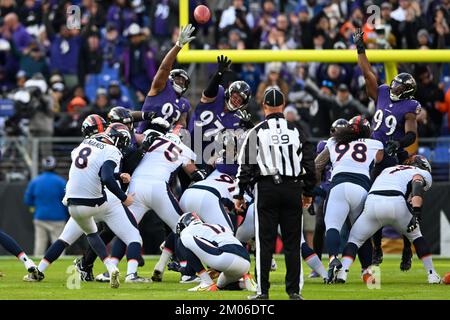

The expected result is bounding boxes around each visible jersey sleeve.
[105,147,123,168]
[316,140,327,153]
[180,98,191,114]
[406,99,421,116]
[419,169,433,191]
[180,144,197,165]
[370,139,384,150]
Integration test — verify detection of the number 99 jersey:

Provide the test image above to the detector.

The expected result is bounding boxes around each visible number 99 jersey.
[371,84,421,146]
[66,139,122,199]
[326,138,384,179]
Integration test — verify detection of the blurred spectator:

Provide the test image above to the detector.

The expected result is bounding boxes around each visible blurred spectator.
[81,87,110,119]
[101,22,124,67]
[256,62,289,105]
[430,6,450,49]
[78,26,103,86]
[19,41,49,78]
[18,0,42,30]
[415,65,446,136]
[24,155,68,256]
[239,63,261,95]
[2,12,33,52]
[54,96,86,136]
[107,80,132,109]
[219,0,246,30]
[121,23,156,98]
[0,0,16,18]
[80,0,106,29]
[284,104,311,137]
[15,69,26,88]
[106,0,138,35]
[150,0,178,43]
[47,24,81,90]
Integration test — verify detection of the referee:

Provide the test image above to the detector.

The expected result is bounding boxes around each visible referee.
[234,87,316,300]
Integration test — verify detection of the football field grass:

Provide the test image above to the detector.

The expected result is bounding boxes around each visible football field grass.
[0,255,449,300]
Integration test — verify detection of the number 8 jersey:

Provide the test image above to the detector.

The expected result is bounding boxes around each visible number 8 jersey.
[66,138,123,199]
[326,138,384,180]
[371,84,421,146]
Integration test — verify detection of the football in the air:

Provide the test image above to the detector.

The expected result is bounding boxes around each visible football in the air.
[194,5,211,24]
[443,272,450,284]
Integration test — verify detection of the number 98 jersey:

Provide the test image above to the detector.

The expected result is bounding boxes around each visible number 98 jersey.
[326,138,384,179]
[66,139,122,199]
[371,84,421,146]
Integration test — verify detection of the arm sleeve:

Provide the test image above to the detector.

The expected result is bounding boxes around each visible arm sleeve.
[100,160,127,202]
[236,129,259,198]
[299,129,317,196]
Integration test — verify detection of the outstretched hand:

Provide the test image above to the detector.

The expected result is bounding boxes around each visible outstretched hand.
[217,55,232,74]
[353,28,365,54]
[176,24,196,48]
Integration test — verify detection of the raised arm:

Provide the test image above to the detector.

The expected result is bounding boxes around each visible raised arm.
[201,55,232,103]
[353,29,379,102]
[148,24,195,96]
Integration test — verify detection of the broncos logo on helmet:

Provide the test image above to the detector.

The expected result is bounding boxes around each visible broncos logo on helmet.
[81,114,106,138]
[404,155,432,173]
[348,115,371,138]
[176,212,202,235]
[108,106,134,130]
[102,123,132,152]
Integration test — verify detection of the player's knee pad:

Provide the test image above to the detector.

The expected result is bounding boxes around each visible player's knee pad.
[412,237,431,259]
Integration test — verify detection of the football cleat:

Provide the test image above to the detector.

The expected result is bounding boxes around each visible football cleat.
[167,261,181,272]
[327,257,342,284]
[180,275,201,284]
[240,273,257,292]
[95,271,110,283]
[125,273,152,283]
[308,271,320,278]
[207,268,220,280]
[110,268,120,289]
[248,293,269,300]
[137,255,145,267]
[74,258,94,282]
[372,246,383,266]
[335,269,348,284]
[400,246,412,272]
[23,266,45,282]
[361,268,375,285]
[270,258,277,272]
[428,271,441,284]
[151,269,163,282]
[188,282,218,292]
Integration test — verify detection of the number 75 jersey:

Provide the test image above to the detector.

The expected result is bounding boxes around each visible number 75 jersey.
[326,138,384,179]
[371,84,421,146]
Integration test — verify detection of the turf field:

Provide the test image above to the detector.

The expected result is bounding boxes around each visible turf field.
[0,255,449,300]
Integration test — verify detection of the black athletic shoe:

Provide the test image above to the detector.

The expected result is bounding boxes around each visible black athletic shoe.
[137,255,145,267]
[167,261,181,272]
[74,258,94,282]
[400,245,412,271]
[151,269,163,282]
[327,257,342,284]
[372,246,383,266]
[248,293,269,300]
[288,293,304,300]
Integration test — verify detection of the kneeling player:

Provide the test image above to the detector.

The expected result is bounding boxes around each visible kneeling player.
[337,155,441,284]
[177,212,256,292]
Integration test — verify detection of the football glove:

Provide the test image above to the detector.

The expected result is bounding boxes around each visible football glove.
[190,169,208,182]
[353,28,365,54]
[385,140,401,157]
[217,55,232,75]
[176,24,196,48]
[407,208,421,233]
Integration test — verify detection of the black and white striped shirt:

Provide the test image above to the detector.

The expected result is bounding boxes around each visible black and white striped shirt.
[235,113,316,197]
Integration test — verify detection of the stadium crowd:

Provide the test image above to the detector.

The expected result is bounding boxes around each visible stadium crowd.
[0,0,449,141]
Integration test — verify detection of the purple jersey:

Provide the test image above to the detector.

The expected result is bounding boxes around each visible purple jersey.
[371,85,421,146]
[188,86,242,163]
[317,140,331,191]
[137,80,191,133]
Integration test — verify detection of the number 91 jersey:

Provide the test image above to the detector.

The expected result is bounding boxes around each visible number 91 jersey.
[326,138,384,179]
[371,84,421,146]
[66,139,122,199]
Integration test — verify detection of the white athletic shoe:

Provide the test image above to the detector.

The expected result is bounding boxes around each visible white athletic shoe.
[180,275,201,283]
[95,271,110,282]
[336,269,348,283]
[23,267,44,282]
[188,282,218,292]
[239,274,257,292]
[270,258,277,272]
[110,268,120,289]
[428,271,441,284]
[125,273,152,283]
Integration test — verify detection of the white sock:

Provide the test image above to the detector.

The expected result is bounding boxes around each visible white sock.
[18,252,35,270]
[154,249,172,272]
[421,255,435,274]
[305,254,327,279]
[341,256,354,271]
[110,257,119,267]
[127,259,139,276]
[104,258,118,275]
[198,270,214,285]
[38,259,50,273]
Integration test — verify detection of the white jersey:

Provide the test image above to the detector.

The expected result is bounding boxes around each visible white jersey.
[132,133,196,183]
[182,222,242,247]
[326,138,383,179]
[370,165,432,195]
[191,169,237,200]
[66,139,122,199]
